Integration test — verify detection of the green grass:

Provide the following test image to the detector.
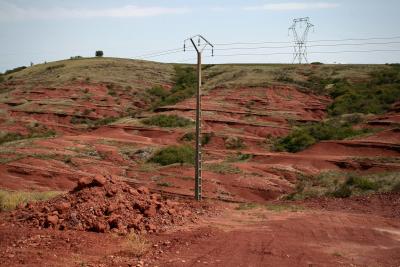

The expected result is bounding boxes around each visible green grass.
[147,86,169,98]
[235,203,304,212]
[265,204,305,212]
[142,114,193,128]
[157,182,172,187]
[181,132,213,145]
[285,171,400,200]
[0,128,56,145]
[236,203,258,210]
[204,163,242,174]
[0,190,61,211]
[224,136,245,149]
[153,66,197,107]
[273,115,372,152]
[149,145,194,166]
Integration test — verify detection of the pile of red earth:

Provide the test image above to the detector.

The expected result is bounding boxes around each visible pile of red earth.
[9,175,198,234]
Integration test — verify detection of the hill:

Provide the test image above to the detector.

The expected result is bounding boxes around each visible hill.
[0,58,399,202]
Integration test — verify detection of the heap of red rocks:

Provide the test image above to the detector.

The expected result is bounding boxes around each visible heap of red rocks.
[11,175,197,234]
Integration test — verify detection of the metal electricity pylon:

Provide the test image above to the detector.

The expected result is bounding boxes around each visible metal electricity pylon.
[288,17,314,64]
[183,34,214,201]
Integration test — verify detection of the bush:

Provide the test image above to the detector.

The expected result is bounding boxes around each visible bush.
[0,128,56,145]
[0,132,23,145]
[181,132,213,145]
[392,181,400,192]
[274,118,371,152]
[286,171,400,200]
[95,50,104,57]
[147,86,169,98]
[331,184,352,198]
[155,66,196,107]
[149,145,194,166]
[204,163,242,174]
[142,114,192,128]
[46,64,65,71]
[70,116,118,128]
[124,232,150,257]
[224,136,245,149]
[274,128,316,152]
[327,67,400,116]
[346,175,379,190]
[4,66,27,75]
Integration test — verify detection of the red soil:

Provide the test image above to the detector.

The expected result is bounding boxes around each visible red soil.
[6,175,204,235]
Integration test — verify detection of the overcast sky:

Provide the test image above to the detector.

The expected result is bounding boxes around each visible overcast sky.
[1,0,400,72]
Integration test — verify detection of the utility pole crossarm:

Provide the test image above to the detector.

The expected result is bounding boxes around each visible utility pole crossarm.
[183,34,214,201]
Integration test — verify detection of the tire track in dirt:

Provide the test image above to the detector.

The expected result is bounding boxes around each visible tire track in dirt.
[149,206,400,267]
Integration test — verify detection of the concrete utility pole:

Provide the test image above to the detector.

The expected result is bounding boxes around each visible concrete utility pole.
[183,35,214,201]
[288,17,314,64]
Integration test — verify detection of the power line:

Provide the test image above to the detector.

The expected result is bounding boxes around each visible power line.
[214,35,400,46]
[137,50,184,59]
[207,41,400,52]
[177,48,400,63]
[139,41,400,60]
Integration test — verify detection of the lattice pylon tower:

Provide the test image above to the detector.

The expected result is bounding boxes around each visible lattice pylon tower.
[288,17,314,64]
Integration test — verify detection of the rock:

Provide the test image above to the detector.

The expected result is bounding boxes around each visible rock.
[46,215,59,226]
[129,188,139,196]
[137,186,150,195]
[77,177,92,188]
[92,221,107,233]
[167,209,176,215]
[146,223,156,231]
[106,203,118,214]
[150,193,160,201]
[56,202,71,213]
[93,175,107,186]
[144,205,157,218]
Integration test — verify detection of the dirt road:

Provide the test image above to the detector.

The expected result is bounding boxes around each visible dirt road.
[149,204,400,267]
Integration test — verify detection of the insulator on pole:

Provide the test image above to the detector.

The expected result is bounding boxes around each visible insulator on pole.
[183,43,186,52]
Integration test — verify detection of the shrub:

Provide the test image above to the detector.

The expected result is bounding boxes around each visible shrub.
[95,50,104,57]
[147,86,169,98]
[345,175,379,190]
[181,132,213,145]
[155,66,196,107]
[149,145,194,166]
[274,128,316,152]
[0,190,60,211]
[204,163,242,174]
[286,171,400,200]
[0,132,23,145]
[392,181,400,192]
[274,118,371,152]
[4,66,27,75]
[124,232,150,257]
[224,136,245,149]
[0,128,56,145]
[157,182,172,187]
[327,67,400,116]
[330,184,352,198]
[46,64,65,71]
[142,114,192,128]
